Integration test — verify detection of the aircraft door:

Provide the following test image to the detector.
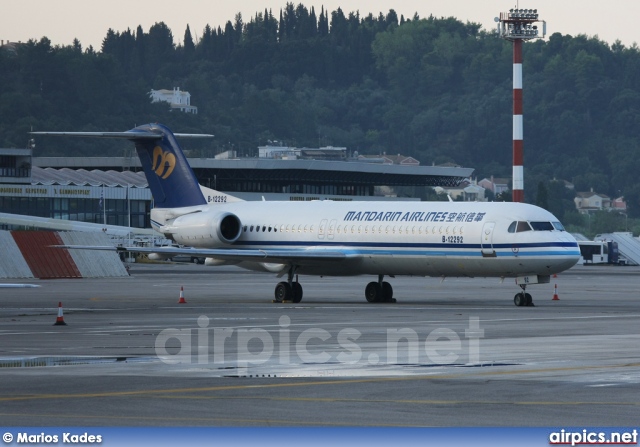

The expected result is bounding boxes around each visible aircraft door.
[318,219,327,240]
[481,221,496,257]
[327,219,336,240]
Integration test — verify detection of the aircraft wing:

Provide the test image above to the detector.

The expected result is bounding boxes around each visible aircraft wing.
[56,244,349,265]
[0,212,157,237]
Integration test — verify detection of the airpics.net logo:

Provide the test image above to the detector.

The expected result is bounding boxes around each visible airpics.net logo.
[154,316,484,370]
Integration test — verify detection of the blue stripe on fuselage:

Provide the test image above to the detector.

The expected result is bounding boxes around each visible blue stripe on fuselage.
[233,240,578,250]
[231,240,579,258]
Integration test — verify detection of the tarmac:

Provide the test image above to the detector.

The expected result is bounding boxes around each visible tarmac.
[1,262,639,426]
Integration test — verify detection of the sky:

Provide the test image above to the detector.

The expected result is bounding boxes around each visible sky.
[2,0,639,50]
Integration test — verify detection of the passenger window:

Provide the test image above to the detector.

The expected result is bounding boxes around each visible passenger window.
[250,225,254,232]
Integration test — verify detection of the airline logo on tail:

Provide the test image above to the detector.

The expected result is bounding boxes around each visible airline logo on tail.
[152,146,176,179]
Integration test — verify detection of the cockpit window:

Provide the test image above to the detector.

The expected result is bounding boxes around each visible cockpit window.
[508,221,533,233]
[510,220,564,233]
[516,221,532,232]
[530,221,554,231]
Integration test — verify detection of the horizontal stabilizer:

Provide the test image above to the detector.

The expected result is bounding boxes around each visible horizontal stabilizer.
[31,124,211,208]
[30,131,213,139]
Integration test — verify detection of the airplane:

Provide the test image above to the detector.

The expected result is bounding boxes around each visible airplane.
[29,123,581,306]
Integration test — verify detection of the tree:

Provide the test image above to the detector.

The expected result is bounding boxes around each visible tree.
[183,25,195,58]
[3,2,640,213]
[535,181,549,210]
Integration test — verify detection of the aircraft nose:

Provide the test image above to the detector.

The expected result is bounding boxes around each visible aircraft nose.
[559,232,577,243]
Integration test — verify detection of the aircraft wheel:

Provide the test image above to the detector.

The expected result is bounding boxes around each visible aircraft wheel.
[365,282,382,302]
[275,282,292,302]
[514,292,527,307]
[525,293,533,306]
[382,281,394,302]
[292,282,303,303]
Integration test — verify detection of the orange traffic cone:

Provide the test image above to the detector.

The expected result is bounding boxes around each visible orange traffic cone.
[53,302,67,325]
[178,286,187,304]
[552,284,560,301]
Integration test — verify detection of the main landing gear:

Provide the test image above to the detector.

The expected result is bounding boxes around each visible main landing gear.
[273,267,302,303]
[273,271,396,304]
[514,284,534,307]
[365,275,396,303]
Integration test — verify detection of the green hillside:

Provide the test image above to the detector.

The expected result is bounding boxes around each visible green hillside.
[2,3,640,222]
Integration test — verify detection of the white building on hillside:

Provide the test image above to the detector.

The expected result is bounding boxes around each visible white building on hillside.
[149,87,198,114]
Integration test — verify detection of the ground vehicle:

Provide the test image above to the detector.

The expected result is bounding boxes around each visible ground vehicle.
[578,240,623,265]
[171,254,205,264]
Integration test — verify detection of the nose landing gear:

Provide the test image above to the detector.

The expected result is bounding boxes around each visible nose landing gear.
[514,284,534,307]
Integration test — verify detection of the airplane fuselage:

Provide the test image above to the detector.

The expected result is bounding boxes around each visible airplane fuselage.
[153,200,579,279]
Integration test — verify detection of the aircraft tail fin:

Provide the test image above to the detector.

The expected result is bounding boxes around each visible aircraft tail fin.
[129,124,207,208]
[33,123,211,209]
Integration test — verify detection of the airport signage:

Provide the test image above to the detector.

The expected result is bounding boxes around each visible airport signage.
[0,184,151,200]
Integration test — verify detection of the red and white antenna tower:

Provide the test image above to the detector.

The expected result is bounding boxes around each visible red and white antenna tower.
[496,7,545,202]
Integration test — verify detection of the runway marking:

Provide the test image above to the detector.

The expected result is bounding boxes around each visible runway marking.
[0,412,411,427]
[588,383,620,387]
[1,396,637,427]
[1,362,639,403]
[148,395,640,407]
[2,312,625,335]
[9,315,638,338]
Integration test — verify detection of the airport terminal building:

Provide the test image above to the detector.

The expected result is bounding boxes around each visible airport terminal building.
[0,147,474,230]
